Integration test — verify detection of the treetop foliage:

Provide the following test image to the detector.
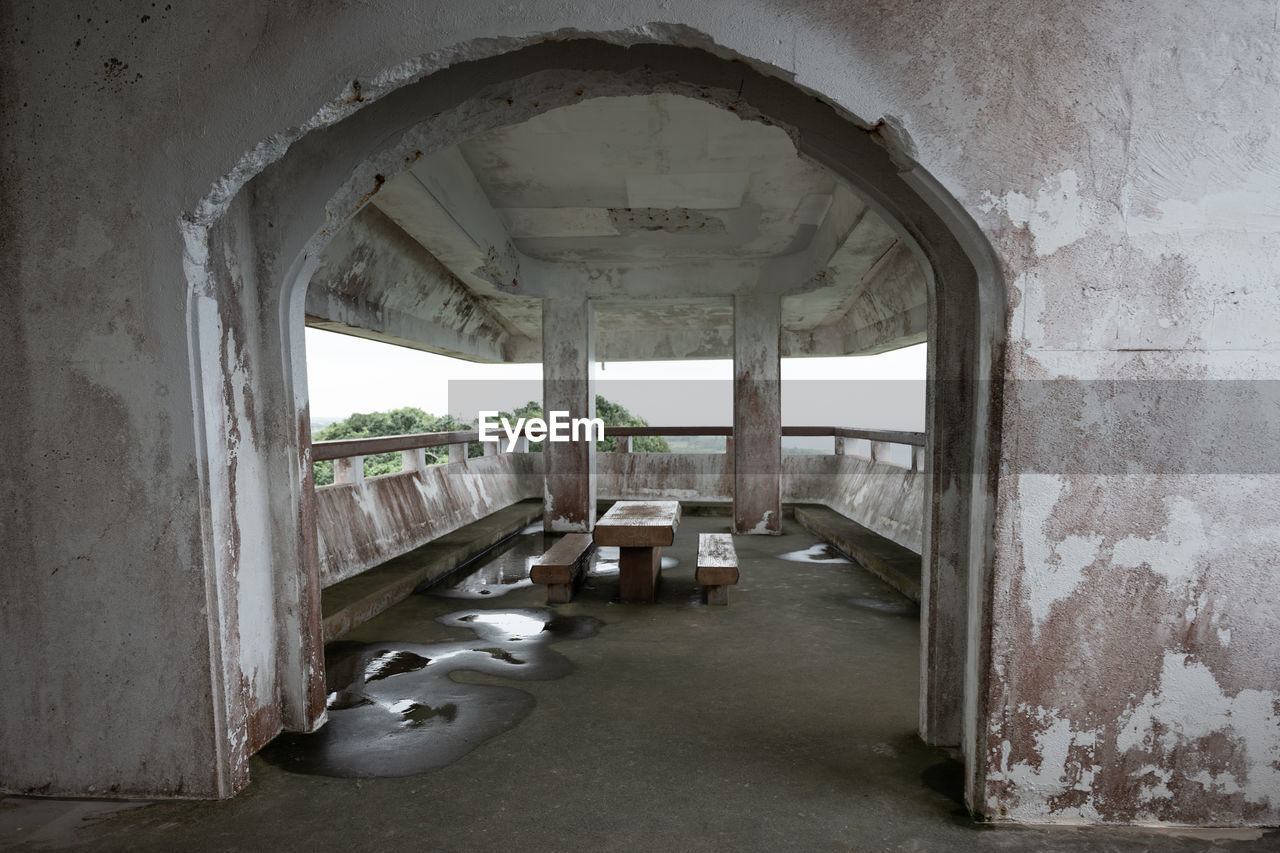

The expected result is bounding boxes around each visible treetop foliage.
[312,397,670,485]
[311,407,478,485]
[496,396,670,453]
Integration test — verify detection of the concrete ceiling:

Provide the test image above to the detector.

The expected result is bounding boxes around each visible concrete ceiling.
[460,94,836,262]
[307,94,928,362]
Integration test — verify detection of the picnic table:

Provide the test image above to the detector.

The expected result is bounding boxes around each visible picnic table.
[592,500,681,603]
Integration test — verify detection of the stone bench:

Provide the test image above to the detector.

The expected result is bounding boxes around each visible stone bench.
[696,533,739,605]
[530,533,595,603]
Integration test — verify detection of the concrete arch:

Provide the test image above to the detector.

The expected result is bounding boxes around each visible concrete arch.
[185,36,1005,807]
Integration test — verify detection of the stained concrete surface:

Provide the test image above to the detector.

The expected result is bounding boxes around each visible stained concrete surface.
[2,514,1275,851]
[320,499,543,640]
[793,503,922,602]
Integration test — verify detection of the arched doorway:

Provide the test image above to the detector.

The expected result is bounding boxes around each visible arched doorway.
[182,37,1004,807]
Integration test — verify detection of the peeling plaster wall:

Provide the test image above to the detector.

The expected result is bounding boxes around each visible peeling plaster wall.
[940,5,1280,825]
[3,0,1278,823]
[315,454,541,586]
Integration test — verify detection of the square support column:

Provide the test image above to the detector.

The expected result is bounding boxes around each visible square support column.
[732,291,781,534]
[542,296,596,532]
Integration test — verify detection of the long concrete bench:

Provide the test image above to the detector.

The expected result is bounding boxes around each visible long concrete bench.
[321,499,543,641]
[530,533,595,603]
[792,503,921,602]
[696,532,739,605]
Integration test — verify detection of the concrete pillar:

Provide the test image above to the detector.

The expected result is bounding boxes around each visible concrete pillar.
[732,291,781,534]
[616,434,631,453]
[448,442,467,465]
[834,436,847,456]
[542,296,596,532]
[333,456,364,485]
[401,448,426,471]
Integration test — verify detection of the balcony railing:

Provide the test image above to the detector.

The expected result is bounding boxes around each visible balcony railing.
[310,424,928,586]
[311,425,926,484]
[310,429,487,484]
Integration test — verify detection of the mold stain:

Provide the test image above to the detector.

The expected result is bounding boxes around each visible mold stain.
[260,608,604,778]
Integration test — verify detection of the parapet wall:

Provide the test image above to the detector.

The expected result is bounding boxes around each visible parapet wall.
[316,450,921,588]
[315,453,542,587]
[782,454,923,554]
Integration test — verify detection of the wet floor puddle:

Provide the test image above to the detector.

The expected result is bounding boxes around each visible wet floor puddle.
[428,531,547,599]
[586,545,678,577]
[778,542,854,563]
[843,596,916,616]
[261,608,604,778]
[782,542,918,616]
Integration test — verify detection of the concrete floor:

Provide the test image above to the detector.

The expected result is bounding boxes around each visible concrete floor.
[3,512,1277,851]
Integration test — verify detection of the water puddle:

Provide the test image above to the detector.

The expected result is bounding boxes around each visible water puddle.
[844,596,917,616]
[587,546,677,577]
[780,542,917,615]
[590,546,620,576]
[778,543,853,563]
[261,608,604,778]
[430,532,547,599]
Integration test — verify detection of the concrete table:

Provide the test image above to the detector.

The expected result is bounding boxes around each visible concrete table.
[593,500,682,603]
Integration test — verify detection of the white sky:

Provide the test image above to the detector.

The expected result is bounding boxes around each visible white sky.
[305,328,926,431]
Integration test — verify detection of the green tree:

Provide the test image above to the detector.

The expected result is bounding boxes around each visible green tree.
[311,407,478,485]
[495,397,670,453]
[593,395,670,453]
[495,400,548,453]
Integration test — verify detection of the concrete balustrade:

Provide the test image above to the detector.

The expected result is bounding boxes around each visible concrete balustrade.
[312,430,541,586]
[596,426,925,554]
[312,426,925,588]
[333,456,364,485]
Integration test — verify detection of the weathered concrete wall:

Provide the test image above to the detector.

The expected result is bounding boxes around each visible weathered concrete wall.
[785,241,928,357]
[598,451,923,555]
[542,296,597,531]
[307,206,537,363]
[733,292,783,533]
[598,452,734,504]
[4,0,1278,825]
[784,455,923,554]
[315,454,541,587]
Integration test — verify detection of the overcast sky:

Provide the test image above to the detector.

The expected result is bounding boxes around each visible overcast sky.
[305,328,926,431]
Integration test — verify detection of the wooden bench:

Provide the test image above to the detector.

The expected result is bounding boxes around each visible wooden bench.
[696,533,739,605]
[529,533,595,603]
